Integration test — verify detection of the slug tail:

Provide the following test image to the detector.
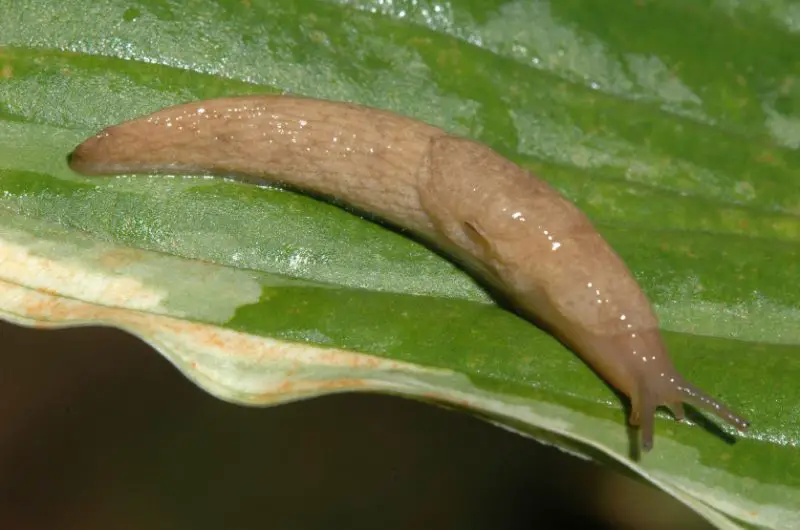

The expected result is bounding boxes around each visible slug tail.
[676,378,750,432]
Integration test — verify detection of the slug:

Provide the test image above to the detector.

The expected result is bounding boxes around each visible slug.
[66,94,750,451]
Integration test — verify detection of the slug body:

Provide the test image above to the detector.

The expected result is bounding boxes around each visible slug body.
[67,95,749,450]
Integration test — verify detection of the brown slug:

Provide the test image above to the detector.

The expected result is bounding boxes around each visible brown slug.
[66,94,750,451]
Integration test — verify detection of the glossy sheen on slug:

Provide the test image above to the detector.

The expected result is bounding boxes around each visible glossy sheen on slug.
[67,94,750,451]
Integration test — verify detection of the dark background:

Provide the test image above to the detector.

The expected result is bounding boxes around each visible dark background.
[0,321,713,529]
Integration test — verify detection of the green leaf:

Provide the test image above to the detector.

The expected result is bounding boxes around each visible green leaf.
[1,0,798,527]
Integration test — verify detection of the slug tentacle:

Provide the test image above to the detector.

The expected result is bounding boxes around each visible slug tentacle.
[673,377,751,432]
[629,389,658,452]
[66,94,752,454]
[631,373,748,452]
[666,402,687,422]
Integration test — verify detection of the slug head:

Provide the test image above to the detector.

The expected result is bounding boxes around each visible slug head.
[455,212,750,452]
[573,328,750,452]
[459,220,752,451]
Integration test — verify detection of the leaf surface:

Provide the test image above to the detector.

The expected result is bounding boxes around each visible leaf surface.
[1,1,798,527]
